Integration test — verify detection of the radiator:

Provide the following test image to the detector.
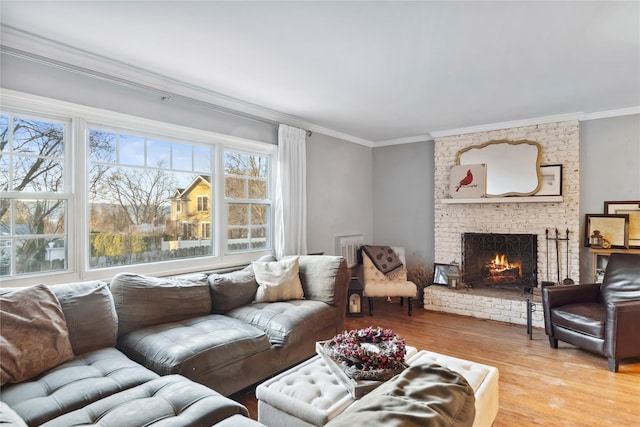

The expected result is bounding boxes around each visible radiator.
[335,234,364,268]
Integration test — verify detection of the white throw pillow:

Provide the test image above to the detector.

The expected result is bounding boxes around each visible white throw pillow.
[253,256,304,303]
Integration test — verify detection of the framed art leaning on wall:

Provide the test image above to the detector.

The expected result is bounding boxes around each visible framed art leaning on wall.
[584,214,629,249]
[604,201,640,248]
[449,164,486,198]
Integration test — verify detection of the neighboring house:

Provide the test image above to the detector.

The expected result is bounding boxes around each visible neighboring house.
[169,175,211,241]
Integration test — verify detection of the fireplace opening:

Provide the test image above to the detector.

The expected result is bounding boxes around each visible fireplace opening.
[462,233,537,291]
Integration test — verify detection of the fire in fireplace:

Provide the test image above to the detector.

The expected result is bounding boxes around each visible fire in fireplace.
[462,233,537,290]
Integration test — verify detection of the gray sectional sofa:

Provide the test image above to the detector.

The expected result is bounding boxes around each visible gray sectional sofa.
[0,255,350,426]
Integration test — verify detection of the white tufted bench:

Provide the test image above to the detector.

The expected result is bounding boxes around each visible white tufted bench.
[256,348,498,427]
[256,356,354,427]
[405,350,500,427]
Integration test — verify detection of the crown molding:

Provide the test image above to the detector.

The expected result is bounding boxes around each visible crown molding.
[429,112,584,139]
[373,134,434,147]
[581,106,640,121]
[0,26,376,147]
[428,108,640,140]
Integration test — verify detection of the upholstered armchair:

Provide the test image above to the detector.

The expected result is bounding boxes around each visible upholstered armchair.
[542,253,640,372]
[360,246,417,316]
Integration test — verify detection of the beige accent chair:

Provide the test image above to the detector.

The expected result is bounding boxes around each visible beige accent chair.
[361,246,417,316]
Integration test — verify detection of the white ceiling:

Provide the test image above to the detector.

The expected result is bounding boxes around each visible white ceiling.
[1,1,639,144]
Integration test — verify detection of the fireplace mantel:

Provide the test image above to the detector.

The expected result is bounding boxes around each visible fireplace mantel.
[442,196,563,204]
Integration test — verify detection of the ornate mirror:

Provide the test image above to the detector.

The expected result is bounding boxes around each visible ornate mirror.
[457,139,542,197]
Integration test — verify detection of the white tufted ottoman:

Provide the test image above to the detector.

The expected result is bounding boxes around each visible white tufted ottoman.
[256,356,355,427]
[405,350,500,427]
[256,349,498,427]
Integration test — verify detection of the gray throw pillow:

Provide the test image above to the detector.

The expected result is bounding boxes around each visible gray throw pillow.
[110,272,211,336]
[50,280,118,354]
[209,269,258,313]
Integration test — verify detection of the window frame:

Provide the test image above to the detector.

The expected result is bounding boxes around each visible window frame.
[223,148,273,253]
[0,109,76,282]
[1,90,276,287]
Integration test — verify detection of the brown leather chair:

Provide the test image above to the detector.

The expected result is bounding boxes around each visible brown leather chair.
[542,253,640,372]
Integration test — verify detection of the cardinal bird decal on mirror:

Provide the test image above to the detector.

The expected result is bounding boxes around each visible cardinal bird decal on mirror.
[449,164,486,198]
[456,169,473,191]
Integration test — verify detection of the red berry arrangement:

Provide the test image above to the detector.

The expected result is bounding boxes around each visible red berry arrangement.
[327,326,406,372]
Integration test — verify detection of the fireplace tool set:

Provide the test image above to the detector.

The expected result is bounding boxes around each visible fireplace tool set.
[545,228,574,286]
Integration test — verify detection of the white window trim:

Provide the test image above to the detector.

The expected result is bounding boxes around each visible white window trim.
[0,89,276,287]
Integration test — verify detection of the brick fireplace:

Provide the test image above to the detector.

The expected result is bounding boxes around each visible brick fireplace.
[428,120,580,328]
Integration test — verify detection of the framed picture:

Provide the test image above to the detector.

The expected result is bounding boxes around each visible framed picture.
[449,164,486,199]
[604,201,640,248]
[535,164,562,196]
[584,214,629,248]
[433,263,460,286]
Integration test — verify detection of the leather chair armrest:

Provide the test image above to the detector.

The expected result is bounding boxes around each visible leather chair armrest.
[605,300,640,360]
[542,283,601,309]
[542,284,601,337]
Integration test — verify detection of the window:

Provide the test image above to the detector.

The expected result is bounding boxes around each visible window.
[88,127,213,268]
[1,92,275,286]
[0,113,70,279]
[201,222,211,239]
[197,195,209,212]
[225,150,271,252]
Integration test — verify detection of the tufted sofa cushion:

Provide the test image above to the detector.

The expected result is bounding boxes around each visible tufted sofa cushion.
[118,314,271,377]
[227,300,336,347]
[0,348,159,426]
[39,375,249,426]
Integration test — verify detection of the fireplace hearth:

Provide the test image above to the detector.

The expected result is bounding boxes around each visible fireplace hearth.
[462,233,537,291]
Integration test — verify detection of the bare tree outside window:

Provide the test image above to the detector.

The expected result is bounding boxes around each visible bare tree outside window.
[0,115,68,277]
[88,128,212,267]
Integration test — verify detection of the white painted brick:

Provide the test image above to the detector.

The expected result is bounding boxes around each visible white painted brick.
[430,120,579,326]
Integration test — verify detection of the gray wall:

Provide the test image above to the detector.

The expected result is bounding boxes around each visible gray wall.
[579,114,640,281]
[306,133,373,255]
[1,55,276,143]
[372,141,435,266]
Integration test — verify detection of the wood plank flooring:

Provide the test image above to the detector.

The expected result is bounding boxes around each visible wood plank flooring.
[234,298,640,426]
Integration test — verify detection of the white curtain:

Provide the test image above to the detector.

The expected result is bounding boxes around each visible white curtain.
[274,124,307,259]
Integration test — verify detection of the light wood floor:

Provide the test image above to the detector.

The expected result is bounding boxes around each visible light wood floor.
[234,298,640,426]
